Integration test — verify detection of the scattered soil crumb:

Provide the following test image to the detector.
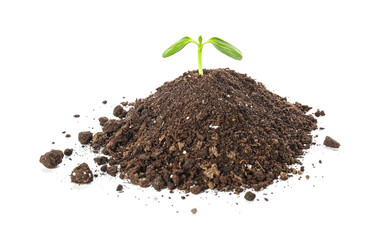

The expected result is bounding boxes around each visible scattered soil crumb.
[73,114,80,118]
[65,134,71,138]
[64,148,73,156]
[306,175,310,180]
[116,184,123,192]
[323,136,340,148]
[244,191,256,201]
[191,208,197,214]
[314,109,325,117]
[40,150,63,168]
[102,100,107,104]
[71,163,93,184]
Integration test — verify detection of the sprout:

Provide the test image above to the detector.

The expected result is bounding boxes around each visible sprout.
[162,35,242,75]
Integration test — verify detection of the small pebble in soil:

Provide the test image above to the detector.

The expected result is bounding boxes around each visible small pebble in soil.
[244,191,256,201]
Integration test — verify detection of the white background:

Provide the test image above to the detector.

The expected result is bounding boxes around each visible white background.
[1,0,380,239]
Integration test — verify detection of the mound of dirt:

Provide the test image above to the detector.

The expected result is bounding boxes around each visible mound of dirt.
[77,69,317,193]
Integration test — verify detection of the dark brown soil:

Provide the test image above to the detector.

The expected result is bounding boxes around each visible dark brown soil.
[64,148,73,156]
[78,131,93,144]
[113,105,127,118]
[94,156,108,165]
[323,136,340,148]
[73,114,80,118]
[40,149,64,168]
[77,69,318,194]
[244,191,256,201]
[98,117,109,127]
[116,184,123,191]
[71,163,93,184]
[314,109,325,117]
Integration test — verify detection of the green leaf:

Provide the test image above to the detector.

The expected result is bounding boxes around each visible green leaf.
[162,36,195,58]
[208,37,242,60]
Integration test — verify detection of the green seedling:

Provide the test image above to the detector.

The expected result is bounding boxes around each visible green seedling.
[162,35,242,75]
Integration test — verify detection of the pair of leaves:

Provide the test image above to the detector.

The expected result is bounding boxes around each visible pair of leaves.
[162,36,242,60]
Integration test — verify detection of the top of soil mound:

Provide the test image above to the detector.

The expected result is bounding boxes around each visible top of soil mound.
[90,69,318,193]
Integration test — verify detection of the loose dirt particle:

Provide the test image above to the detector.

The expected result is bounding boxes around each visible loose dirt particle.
[78,131,93,144]
[191,208,197,214]
[244,191,256,201]
[102,100,107,104]
[323,136,340,148]
[73,114,80,118]
[64,148,73,156]
[65,134,71,138]
[116,184,123,192]
[306,175,310,180]
[40,150,64,168]
[71,163,93,184]
[314,109,325,117]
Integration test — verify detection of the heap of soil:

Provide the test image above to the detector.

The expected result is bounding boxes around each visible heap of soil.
[82,69,318,193]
